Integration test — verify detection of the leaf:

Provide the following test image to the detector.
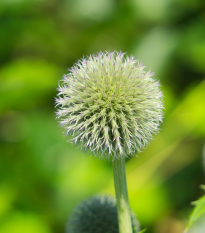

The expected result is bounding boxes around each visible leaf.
[184,185,205,232]
[0,59,63,113]
[138,229,147,233]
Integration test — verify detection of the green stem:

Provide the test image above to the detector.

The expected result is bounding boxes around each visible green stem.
[112,157,133,233]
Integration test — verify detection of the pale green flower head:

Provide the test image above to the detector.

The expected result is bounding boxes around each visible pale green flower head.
[56,51,163,160]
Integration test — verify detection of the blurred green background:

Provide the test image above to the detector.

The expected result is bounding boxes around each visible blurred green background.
[0,0,205,233]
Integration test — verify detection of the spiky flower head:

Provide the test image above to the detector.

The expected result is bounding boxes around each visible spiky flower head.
[56,51,163,160]
[67,195,140,233]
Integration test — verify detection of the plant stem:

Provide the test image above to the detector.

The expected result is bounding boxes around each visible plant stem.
[112,157,133,233]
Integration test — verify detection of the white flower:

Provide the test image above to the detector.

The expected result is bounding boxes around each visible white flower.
[56,51,164,160]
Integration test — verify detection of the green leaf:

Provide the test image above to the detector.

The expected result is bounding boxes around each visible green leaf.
[0,59,63,113]
[185,185,205,232]
[138,229,147,233]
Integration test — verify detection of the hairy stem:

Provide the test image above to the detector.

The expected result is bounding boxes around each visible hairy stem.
[112,157,133,233]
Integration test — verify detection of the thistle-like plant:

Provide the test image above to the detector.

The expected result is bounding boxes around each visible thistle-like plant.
[55,51,164,233]
[56,51,163,160]
[67,195,140,233]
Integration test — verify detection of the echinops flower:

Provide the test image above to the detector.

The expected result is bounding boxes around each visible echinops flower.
[66,195,140,233]
[56,51,163,160]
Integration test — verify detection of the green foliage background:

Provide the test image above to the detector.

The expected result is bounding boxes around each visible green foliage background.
[0,0,205,233]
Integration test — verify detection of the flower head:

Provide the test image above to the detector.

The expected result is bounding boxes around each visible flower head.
[66,195,140,233]
[56,51,163,160]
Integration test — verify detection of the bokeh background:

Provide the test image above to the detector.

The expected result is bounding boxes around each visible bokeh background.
[0,0,205,233]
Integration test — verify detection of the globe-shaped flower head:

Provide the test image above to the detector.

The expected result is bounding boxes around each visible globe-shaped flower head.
[56,51,163,160]
[67,195,140,233]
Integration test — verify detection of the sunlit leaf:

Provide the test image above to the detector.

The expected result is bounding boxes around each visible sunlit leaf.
[185,185,205,232]
[138,228,147,233]
[0,212,51,233]
[0,59,63,113]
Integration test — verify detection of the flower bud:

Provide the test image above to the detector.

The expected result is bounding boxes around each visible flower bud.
[66,195,140,233]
